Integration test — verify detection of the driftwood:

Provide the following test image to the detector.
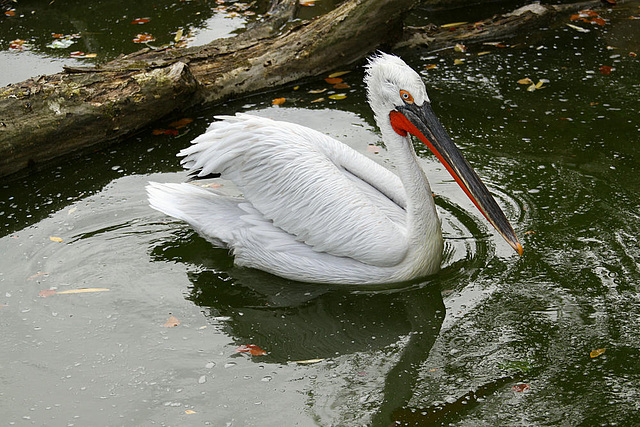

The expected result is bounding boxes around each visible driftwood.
[0,0,605,179]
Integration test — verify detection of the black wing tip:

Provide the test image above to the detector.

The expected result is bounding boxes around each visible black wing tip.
[186,170,221,182]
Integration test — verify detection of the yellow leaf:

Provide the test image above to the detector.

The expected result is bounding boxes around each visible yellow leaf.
[453,59,465,65]
[56,288,110,294]
[174,28,184,42]
[308,88,326,94]
[293,86,299,90]
[328,70,351,79]
[310,97,325,103]
[184,410,197,414]
[590,348,606,358]
[441,22,467,28]
[477,51,491,56]
[49,236,63,243]
[535,80,547,89]
[272,98,286,105]
[425,64,437,70]
[293,358,324,364]
[454,43,467,52]
[527,84,537,92]
[518,78,534,85]
[328,93,347,100]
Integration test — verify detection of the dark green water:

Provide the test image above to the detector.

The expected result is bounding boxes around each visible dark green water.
[2,1,640,425]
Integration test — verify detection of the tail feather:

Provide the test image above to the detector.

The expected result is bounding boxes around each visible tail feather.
[146,182,243,248]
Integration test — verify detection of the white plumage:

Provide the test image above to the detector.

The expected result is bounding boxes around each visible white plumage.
[148,53,521,284]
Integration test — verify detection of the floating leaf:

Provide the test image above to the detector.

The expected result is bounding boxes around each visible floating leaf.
[328,93,347,100]
[299,0,316,6]
[629,52,637,57]
[57,288,110,294]
[518,77,534,85]
[272,97,286,105]
[152,129,179,136]
[9,39,27,50]
[454,43,467,52]
[5,9,16,17]
[169,118,194,129]
[131,18,151,25]
[163,315,181,327]
[512,383,531,392]
[184,410,197,414]
[174,28,184,43]
[599,65,614,75]
[333,82,350,89]
[590,17,606,26]
[590,348,606,358]
[293,358,324,364]
[38,289,57,298]
[310,97,325,103]
[453,59,465,65]
[308,88,327,94]
[328,70,351,79]
[477,51,491,56]
[49,236,63,243]
[293,86,300,90]
[324,77,343,85]
[524,230,536,235]
[133,34,156,43]
[236,344,267,355]
[566,23,590,33]
[28,272,49,281]
[425,64,437,70]
[441,22,467,28]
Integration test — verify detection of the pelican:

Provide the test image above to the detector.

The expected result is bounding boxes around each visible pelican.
[147,53,522,284]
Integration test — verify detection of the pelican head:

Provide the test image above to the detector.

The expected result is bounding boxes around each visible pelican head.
[365,53,523,256]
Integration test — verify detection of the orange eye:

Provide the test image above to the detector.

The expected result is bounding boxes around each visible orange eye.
[400,90,414,104]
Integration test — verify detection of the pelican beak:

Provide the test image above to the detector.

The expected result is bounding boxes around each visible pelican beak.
[390,102,524,255]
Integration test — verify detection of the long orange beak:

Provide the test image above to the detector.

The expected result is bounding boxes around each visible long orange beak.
[390,103,523,256]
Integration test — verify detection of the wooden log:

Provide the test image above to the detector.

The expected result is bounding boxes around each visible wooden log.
[0,0,414,178]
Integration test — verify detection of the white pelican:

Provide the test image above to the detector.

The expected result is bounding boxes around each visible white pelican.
[147,53,522,284]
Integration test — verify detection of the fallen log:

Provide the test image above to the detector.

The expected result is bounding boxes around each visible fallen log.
[0,0,413,178]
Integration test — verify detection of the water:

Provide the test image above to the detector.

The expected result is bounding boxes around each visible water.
[2,1,640,425]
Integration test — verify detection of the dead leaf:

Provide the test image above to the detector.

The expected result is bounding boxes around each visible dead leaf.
[272,97,286,105]
[590,348,606,358]
[599,65,614,75]
[328,71,351,79]
[454,43,467,52]
[453,59,465,65]
[293,358,324,364]
[333,82,350,89]
[324,77,343,85]
[49,236,63,243]
[566,23,590,33]
[169,118,194,129]
[524,230,536,235]
[512,383,530,392]
[28,272,49,281]
[131,18,151,24]
[425,64,437,70]
[133,34,156,43]
[38,289,57,298]
[163,316,181,327]
[310,97,325,103]
[308,88,326,94]
[518,78,534,85]
[56,288,110,295]
[328,93,347,100]
[236,344,267,355]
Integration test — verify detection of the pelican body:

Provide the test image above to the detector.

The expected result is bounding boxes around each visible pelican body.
[147,53,522,284]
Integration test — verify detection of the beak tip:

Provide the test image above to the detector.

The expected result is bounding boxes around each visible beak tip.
[514,241,524,256]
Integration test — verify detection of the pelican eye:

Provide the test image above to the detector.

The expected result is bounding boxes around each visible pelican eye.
[400,90,414,104]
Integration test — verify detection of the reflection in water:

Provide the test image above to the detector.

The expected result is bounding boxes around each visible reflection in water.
[151,228,448,422]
